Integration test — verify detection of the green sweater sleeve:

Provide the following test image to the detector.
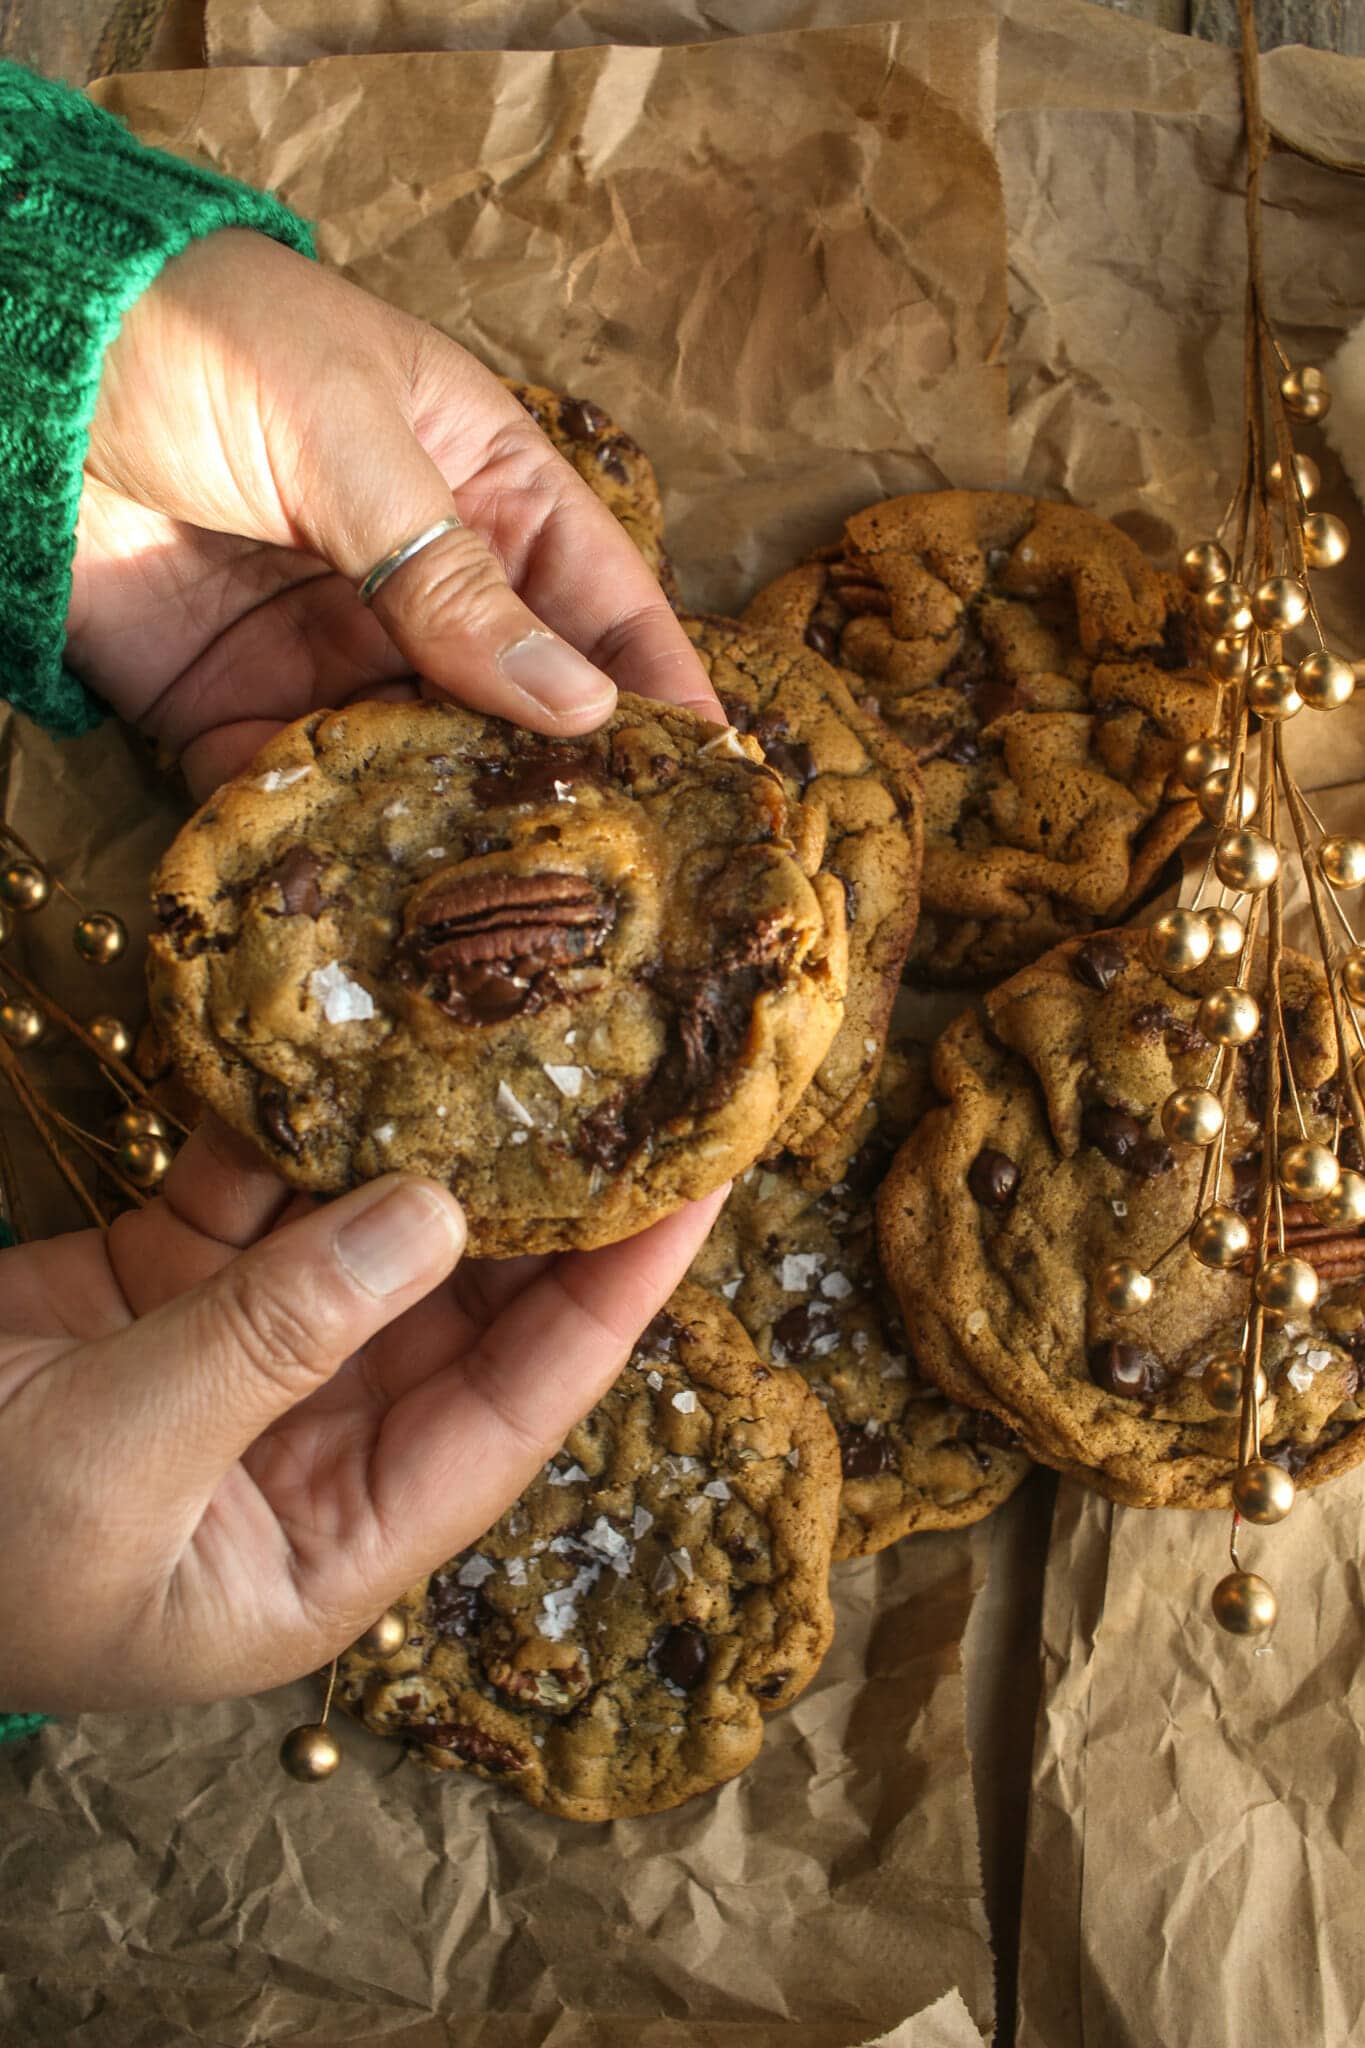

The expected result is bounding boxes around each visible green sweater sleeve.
[0,63,315,738]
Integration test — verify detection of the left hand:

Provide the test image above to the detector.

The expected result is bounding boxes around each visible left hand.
[65,229,720,798]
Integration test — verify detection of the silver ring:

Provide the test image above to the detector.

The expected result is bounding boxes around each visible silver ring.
[357,515,462,605]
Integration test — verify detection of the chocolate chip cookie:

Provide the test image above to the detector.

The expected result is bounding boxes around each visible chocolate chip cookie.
[743,492,1213,982]
[691,1043,1032,1555]
[148,696,847,1257]
[878,930,1365,1508]
[681,616,924,1180]
[503,378,677,599]
[335,1283,841,1821]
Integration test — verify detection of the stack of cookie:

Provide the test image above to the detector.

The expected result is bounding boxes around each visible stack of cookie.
[152,383,1300,1820]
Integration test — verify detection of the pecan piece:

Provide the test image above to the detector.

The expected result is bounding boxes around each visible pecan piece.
[411,871,614,1021]
[421,1723,527,1773]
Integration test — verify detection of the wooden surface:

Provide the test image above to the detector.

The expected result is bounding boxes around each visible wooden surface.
[0,0,1359,85]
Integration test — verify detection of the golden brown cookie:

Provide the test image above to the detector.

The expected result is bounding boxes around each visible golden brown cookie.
[335,1284,841,1822]
[878,930,1365,1508]
[148,696,847,1256]
[502,377,677,599]
[743,492,1213,982]
[681,615,923,1179]
[690,1044,1033,1556]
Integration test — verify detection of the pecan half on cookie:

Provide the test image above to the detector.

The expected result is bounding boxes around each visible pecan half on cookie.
[148,695,847,1256]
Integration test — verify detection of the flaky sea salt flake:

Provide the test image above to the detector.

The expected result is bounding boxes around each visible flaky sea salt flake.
[308,961,375,1025]
[544,1063,584,1098]
[496,1081,536,1126]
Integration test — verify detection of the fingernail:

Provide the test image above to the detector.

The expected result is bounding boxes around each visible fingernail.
[499,631,617,717]
[334,1180,464,1296]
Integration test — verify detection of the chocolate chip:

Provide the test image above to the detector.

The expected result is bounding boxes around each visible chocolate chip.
[559,395,607,442]
[1229,1151,1262,1215]
[752,1672,789,1700]
[958,1409,1023,1451]
[942,730,985,767]
[422,1723,525,1773]
[595,436,633,484]
[1265,1441,1313,1478]
[1081,1104,1145,1167]
[1071,936,1128,993]
[652,1625,710,1691]
[772,1301,837,1363]
[471,749,605,807]
[426,1573,486,1639]
[258,1086,301,1156]
[967,1148,1020,1209]
[837,1424,894,1478]
[1129,1000,1207,1055]
[804,622,839,661]
[264,845,329,919]
[763,738,817,788]
[1088,1343,1170,1401]
[1128,1139,1176,1180]
[575,1089,634,1172]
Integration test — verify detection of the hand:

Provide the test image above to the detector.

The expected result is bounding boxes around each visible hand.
[65,230,720,798]
[0,1123,724,1712]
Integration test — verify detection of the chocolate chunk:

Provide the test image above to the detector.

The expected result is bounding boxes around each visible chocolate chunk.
[559,395,607,442]
[426,1572,486,1638]
[752,1672,789,1700]
[1265,1440,1313,1478]
[958,1409,1023,1451]
[652,1624,710,1692]
[804,621,839,661]
[967,1148,1020,1210]
[942,730,985,767]
[1071,936,1128,993]
[837,1424,894,1478]
[264,845,330,919]
[971,676,1024,726]
[636,1310,683,1362]
[1081,1104,1145,1167]
[763,738,817,788]
[1230,1152,1263,1215]
[595,436,634,484]
[1129,1000,1207,1055]
[258,1086,301,1156]
[471,749,605,807]
[1128,1138,1176,1180]
[422,1723,525,1773]
[772,1301,837,1363]
[575,1089,635,1172]
[1088,1343,1170,1401]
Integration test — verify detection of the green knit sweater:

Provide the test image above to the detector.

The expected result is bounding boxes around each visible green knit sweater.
[0,62,315,736]
[0,65,314,1747]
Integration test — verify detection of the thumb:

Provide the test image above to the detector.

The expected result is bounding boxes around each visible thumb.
[299,387,618,734]
[82,1176,465,1497]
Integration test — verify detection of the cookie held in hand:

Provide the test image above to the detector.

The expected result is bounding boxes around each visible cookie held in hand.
[878,930,1365,1508]
[744,491,1214,982]
[336,1284,841,1821]
[149,696,847,1255]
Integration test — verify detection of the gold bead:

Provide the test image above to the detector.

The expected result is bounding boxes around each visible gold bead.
[1246,663,1302,721]
[1198,767,1257,826]
[0,860,50,912]
[1179,540,1232,591]
[112,1105,167,1143]
[1201,905,1246,963]
[1214,828,1279,894]
[73,911,127,966]
[1233,1459,1296,1525]
[1280,364,1331,421]
[280,1723,342,1782]
[1296,649,1356,712]
[352,1608,407,1658]
[1202,1352,1267,1414]
[118,1135,173,1188]
[1190,1205,1252,1269]
[1178,737,1231,790]
[1251,575,1310,633]
[1268,452,1320,501]
[1342,945,1365,1002]
[1207,633,1251,683]
[1212,1570,1278,1636]
[1255,1254,1319,1315]
[1317,1170,1365,1228]
[0,999,44,1048]
[88,1014,133,1060]
[1196,984,1260,1046]
[1162,1087,1224,1147]
[1279,1140,1340,1203]
[1146,907,1213,974]
[1302,512,1350,569]
[1321,837,1365,889]
[1096,1259,1153,1314]
[1198,580,1254,635]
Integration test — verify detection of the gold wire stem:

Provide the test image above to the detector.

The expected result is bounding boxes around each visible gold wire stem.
[320,1658,339,1725]
[0,821,87,914]
[45,1109,148,1210]
[0,1043,107,1229]
[1278,761,1365,1149]
[0,956,190,1138]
